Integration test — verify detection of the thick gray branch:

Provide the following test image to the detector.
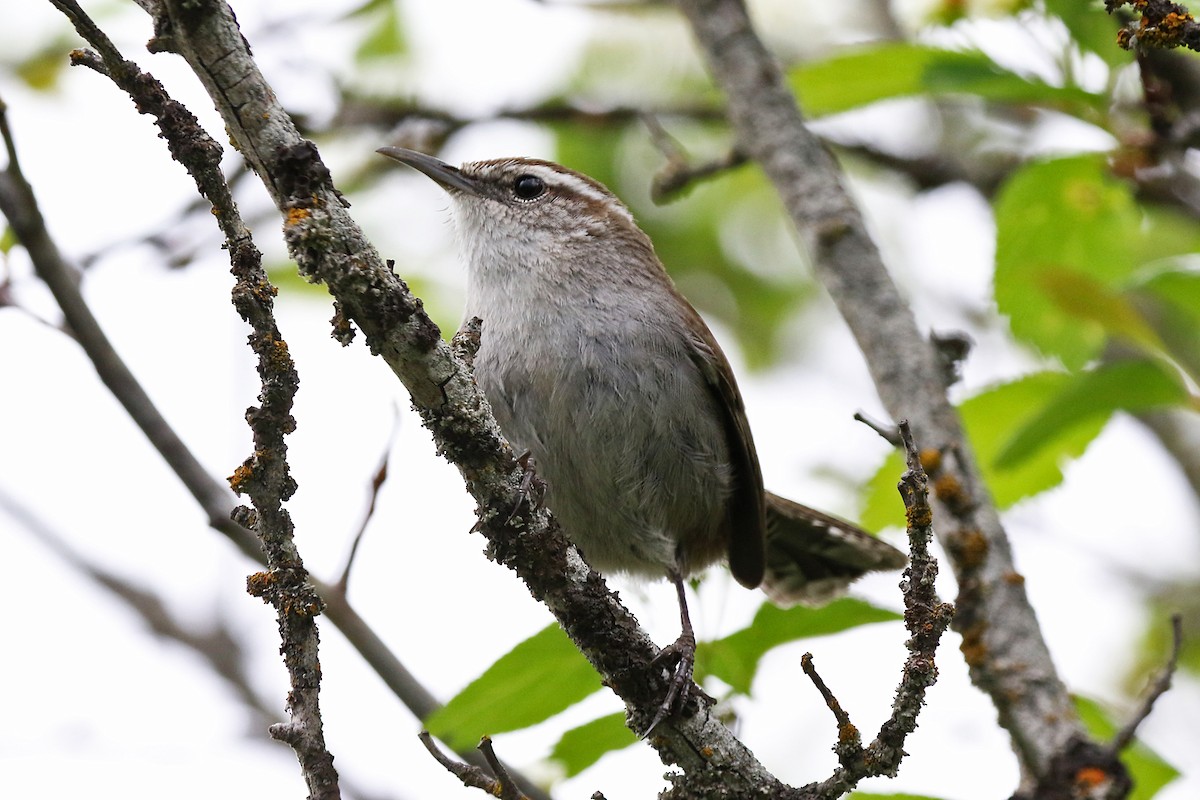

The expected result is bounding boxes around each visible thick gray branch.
[673,0,1084,781]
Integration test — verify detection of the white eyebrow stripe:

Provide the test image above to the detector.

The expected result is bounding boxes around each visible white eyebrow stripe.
[525,164,637,226]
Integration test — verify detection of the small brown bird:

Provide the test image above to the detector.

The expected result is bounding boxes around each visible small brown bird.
[379,147,906,729]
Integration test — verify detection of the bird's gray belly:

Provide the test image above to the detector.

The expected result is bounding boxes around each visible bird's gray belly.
[475,336,732,579]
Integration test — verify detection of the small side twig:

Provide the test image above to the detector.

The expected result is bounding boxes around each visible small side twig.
[335,407,402,594]
[853,410,901,446]
[419,732,530,800]
[1011,614,1181,799]
[1108,613,1184,755]
[451,316,484,369]
[642,113,747,203]
[800,653,862,769]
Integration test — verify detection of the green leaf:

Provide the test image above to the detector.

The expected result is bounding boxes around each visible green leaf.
[995,360,1189,468]
[351,0,406,61]
[790,43,1104,118]
[1036,269,1167,354]
[698,599,901,695]
[861,449,907,533]
[995,158,1200,368]
[965,373,1111,508]
[13,40,74,92]
[1131,267,1200,383]
[425,623,602,749]
[548,713,637,777]
[1074,695,1180,800]
[1044,0,1130,68]
[0,225,16,255]
[862,372,1111,530]
[995,156,1140,367]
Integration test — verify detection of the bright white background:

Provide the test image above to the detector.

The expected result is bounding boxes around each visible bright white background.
[1,1,1198,799]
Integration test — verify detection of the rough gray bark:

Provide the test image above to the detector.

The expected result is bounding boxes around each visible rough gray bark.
[672,0,1087,784]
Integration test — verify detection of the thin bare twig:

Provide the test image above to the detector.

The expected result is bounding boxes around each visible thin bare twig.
[853,411,902,447]
[0,88,260,563]
[418,733,531,800]
[1109,613,1184,755]
[47,2,339,795]
[642,112,747,203]
[336,407,402,593]
[800,653,862,769]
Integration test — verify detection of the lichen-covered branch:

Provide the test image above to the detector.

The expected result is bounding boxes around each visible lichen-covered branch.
[673,0,1088,785]
[44,3,339,795]
[800,422,954,798]
[1109,0,1200,51]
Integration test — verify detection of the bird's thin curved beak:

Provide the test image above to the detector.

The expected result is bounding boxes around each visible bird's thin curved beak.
[376,146,481,196]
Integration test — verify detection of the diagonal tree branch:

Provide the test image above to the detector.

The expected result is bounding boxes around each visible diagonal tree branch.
[672,0,1096,787]
[145,0,776,782]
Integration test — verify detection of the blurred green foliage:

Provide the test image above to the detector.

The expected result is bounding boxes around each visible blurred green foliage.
[428,598,900,774]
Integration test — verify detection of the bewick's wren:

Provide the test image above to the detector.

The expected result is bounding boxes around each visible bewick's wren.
[378,147,905,727]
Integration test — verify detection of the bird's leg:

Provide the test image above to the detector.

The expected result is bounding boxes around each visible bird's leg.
[646,568,701,734]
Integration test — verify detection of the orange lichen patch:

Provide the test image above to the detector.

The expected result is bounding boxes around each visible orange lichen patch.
[959,623,988,668]
[283,597,321,618]
[838,723,860,746]
[248,278,278,303]
[265,337,292,372]
[1162,11,1196,30]
[949,528,988,570]
[1126,3,1197,48]
[1003,571,1026,586]
[228,461,254,494]
[285,207,310,226]
[933,473,970,513]
[1075,765,1110,789]
[700,746,714,759]
[918,448,943,473]
[906,502,934,530]
[246,570,276,597]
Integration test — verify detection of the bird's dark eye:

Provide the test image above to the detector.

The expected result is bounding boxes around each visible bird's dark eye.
[513,174,546,200]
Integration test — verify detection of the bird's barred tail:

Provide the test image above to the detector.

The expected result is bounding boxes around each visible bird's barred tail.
[760,491,907,607]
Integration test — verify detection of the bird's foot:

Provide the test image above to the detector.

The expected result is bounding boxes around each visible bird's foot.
[645,629,707,735]
[504,450,545,524]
